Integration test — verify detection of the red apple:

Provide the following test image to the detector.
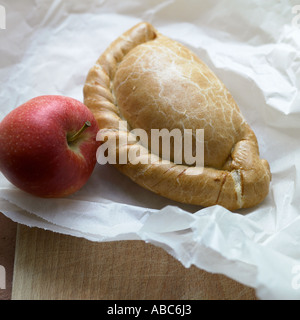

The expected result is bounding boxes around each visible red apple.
[0,95,100,198]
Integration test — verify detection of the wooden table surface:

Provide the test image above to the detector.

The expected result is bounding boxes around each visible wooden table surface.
[0,213,257,300]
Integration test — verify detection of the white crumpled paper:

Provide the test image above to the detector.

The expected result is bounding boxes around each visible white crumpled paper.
[1,0,300,300]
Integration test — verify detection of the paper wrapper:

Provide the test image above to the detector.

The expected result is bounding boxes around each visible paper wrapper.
[1,0,300,300]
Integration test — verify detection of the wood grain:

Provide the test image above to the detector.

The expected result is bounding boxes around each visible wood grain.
[12,225,257,300]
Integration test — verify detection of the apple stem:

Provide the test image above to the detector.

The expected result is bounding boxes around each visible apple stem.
[68,121,91,143]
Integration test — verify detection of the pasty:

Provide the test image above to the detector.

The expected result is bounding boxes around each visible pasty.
[84,22,271,210]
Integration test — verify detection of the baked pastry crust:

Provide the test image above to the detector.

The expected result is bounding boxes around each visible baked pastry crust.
[84,22,271,210]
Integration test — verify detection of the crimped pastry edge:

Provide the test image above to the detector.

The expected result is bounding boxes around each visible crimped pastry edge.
[83,22,271,211]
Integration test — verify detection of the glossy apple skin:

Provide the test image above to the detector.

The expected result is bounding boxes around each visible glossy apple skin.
[0,95,100,198]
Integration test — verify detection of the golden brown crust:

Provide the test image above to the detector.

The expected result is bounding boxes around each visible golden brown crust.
[84,22,271,211]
